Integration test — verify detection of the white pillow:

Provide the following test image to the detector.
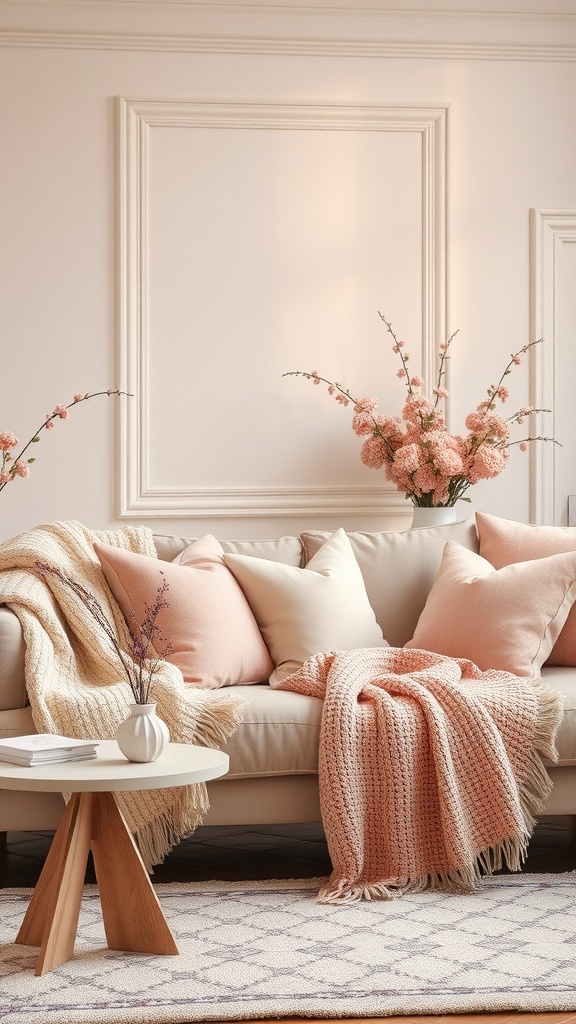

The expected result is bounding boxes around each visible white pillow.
[224,527,387,685]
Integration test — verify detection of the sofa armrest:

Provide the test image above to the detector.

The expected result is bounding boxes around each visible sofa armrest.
[0,606,27,711]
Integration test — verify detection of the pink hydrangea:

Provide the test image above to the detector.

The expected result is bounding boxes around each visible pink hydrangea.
[0,431,18,451]
[352,411,374,437]
[431,444,464,477]
[465,410,509,442]
[386,464,414,494]
[13,460,30,478]
[402,395,435,424]
[360,436,388,469]
[354,397,378,414]
[467,445,509,483]
[53,405,69,420]
[393,443,422,474]
[375,415,403,442]
[412,464,439,495]
[464,411,485,433]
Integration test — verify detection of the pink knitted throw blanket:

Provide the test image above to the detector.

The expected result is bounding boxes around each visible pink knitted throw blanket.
[275,646,563,904]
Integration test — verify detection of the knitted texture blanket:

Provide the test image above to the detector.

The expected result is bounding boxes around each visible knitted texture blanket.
[0,520,245,869]
[275,646,564,904]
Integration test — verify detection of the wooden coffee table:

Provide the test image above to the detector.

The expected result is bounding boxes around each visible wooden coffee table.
[0,740,229,975]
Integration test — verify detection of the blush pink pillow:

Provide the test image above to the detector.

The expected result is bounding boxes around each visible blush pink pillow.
[405,540,576,678]
[94,535,273,689]
[477,511,576,666]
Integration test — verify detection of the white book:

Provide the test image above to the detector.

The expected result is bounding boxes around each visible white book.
[0,750,98,767]
[0,734,99,759]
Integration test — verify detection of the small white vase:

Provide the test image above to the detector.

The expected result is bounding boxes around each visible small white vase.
[116,703,170,763]
[410,505,458,530]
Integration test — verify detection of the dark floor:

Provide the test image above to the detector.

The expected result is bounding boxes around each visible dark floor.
[1,816,575,889]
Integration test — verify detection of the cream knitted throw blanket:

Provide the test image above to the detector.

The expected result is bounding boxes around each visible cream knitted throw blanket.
[275,646,564,904]
[0,520,245,869]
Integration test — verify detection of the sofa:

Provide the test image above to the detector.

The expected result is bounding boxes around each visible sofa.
[1,512,576,841]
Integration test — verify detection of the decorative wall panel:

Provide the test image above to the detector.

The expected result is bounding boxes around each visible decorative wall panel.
[529,209,576,525]
[119,99,447,518]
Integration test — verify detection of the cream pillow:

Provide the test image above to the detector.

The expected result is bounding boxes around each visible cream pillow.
[477,511,576,666]
[94,535,274,689]
[224,527,387,685]
[405,540,576,678]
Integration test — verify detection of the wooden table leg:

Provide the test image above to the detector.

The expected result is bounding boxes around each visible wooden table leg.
[15,789,178,975]
[16,792,93,976]
[91,791,178,956]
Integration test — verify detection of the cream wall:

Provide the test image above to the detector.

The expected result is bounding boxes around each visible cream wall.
[1,0,576,542]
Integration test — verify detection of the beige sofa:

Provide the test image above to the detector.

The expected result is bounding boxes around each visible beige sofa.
[1,517,576,839]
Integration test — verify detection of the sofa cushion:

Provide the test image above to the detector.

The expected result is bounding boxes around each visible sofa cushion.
[301,518,478,648]
[218,684,322,778]
[405,541,576,678]
[224,528,386,685]
[4,670,576,777]
[477,511,576,666]
[541,666,576,767]
[94,536,274,689]
[221,667,576,777]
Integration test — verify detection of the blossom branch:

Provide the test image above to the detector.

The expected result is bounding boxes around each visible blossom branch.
[377,312,414,395]
[0,389,132,492]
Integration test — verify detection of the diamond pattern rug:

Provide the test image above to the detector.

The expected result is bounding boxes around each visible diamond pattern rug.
[1,873,576,1022]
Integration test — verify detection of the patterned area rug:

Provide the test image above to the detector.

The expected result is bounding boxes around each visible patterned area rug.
[1,873,576,1023]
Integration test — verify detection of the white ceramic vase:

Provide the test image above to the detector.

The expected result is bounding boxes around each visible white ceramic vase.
[116,703,170,763]
[410,505,458,529]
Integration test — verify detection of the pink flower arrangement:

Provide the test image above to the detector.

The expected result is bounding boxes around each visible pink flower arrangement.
[0,390,129,495]
[285,314,557,508]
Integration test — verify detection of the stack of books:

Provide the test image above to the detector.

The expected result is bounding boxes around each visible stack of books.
[0,734,99,766]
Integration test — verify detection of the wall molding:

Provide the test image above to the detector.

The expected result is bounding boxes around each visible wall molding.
[126,485,412,518]
[118,98,447,518]
[529,209,576,526]
[2,31,576,59]
[4,1,576,12]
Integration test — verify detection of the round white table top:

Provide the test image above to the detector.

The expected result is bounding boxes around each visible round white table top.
[0,741,229,793]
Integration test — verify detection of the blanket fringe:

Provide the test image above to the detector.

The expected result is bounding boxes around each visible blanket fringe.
[172,688,247,752]
[130,686,246,870]
[134,784,211,871]
[519,677,564,819]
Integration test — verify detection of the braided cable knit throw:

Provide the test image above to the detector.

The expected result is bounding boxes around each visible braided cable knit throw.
[275,646,564,904]
[0,520,245,869]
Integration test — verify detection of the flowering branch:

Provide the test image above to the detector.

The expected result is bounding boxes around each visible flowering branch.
[284,315,559,509]
[0,390,131,493]
[34,561,173,705]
